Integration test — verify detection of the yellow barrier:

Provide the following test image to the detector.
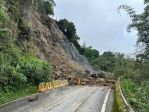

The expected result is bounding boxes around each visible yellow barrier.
[51,81,55,88]
[38,82,46,92]
[45,82,51,90]
[38,80,69,92]
[54,80,58,88]
[48,82,53,89]
[59,80,62,87]
[54,80,61,88]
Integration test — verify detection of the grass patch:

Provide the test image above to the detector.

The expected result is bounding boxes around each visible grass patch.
[0,85,37,105]
[112,81,129,112]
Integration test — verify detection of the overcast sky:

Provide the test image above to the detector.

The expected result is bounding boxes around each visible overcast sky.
[52,0,144,54]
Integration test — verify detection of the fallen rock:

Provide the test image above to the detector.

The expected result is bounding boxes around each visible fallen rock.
[103,83,109,86]
[90,80,96,84]
[106,80,116,84]
[61,68,66,72]
[28,94,39,101]
[88,77,94,80]
[68,75,75,79]
[81,82,86,85]
[91,73,98,78]
[111,86,115,89]
[80,78,90,82]
[85,69,90,74]
[69,78,77,85]
[96,78,105,83]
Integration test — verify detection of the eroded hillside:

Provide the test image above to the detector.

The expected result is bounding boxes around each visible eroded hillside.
[0,0,98,81]
[28,11,98,79]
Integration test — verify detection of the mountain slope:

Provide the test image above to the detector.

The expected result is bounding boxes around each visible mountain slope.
[21,10,98,79]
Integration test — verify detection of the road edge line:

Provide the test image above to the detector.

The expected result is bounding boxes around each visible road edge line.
[0,93,40,107]
[101,89,111,112]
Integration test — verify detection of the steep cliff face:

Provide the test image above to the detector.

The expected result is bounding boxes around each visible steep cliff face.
[20,11,98,79]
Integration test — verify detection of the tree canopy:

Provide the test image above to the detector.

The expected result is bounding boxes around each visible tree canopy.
[118,0,149,80]
[56,19,82,52]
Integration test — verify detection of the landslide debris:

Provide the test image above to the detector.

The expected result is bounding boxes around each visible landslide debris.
[28,12,99,79]
[1,1,115,87]
[68,70,117,88]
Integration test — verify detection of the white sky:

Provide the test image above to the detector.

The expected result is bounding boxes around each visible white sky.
[52,0,144,54]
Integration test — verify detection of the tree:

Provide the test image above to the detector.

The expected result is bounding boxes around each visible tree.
[44,1,54,15]
[33,0,55,15]
[118,1,149,80]
[118,1,149,53]
[56,19,82,52]
[103,51,114,58]
[57,19,76,41]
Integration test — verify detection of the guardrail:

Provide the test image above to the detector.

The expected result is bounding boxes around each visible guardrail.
[113,78,134,112]
[118,78,134,112]
[38,80,69,92]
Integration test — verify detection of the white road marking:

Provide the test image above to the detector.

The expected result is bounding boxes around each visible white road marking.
[101,89,111,112]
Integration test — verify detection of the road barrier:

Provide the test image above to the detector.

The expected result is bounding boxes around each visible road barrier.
[54,80,60,88]
[118,78,134,112]
[38,82,46,92]
[48,82,53,89]
[51,81,55,88]
[38,80,69,92]
[45,82,51,90]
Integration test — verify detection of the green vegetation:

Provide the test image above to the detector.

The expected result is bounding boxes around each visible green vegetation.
[56,19,120,74]
[112,82,129,112]
[56,19,128,77]
[120,79,149,111]
[0,0,53,104]
[1,0,149,111]
[33,0,55,15]
[56,19,81,52]
[0,86,37,104]
[117,0,149,111]
[56,11,149,111]
[0,36,52,104]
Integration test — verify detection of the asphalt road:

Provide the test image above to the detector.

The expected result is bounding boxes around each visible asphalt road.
[0,86,114,112]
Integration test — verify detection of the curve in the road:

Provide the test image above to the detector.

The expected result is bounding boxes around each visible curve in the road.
[0,86,114,112]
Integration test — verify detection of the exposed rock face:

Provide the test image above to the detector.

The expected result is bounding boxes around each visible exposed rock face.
[26,11,98,79]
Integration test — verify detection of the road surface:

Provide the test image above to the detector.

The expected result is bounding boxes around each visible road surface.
[0,86,114,112]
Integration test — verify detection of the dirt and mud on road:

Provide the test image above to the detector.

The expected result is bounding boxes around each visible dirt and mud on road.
[0,86,114,112]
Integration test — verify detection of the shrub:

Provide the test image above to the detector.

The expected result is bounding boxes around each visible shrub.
[0,37,52,91]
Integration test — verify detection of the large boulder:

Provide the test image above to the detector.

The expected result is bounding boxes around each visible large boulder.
[28,94,39,101]
[91,73,99,78]
[68,78,77,85]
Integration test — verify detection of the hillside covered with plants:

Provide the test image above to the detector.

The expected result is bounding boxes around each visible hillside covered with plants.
[117,1,149,111]
[0,0,149,111]
[0,0,54,104]
[0,0,100,104]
